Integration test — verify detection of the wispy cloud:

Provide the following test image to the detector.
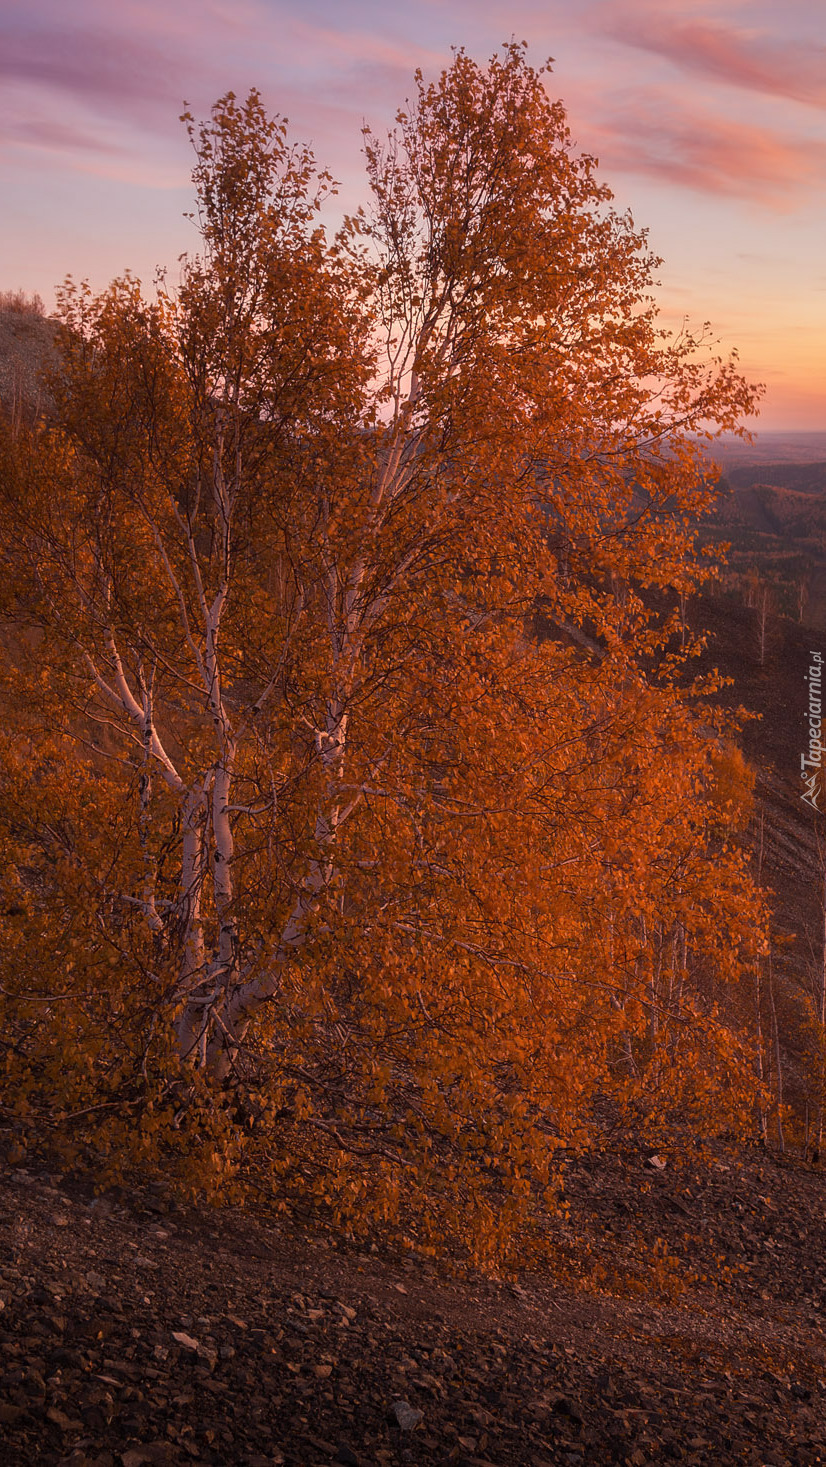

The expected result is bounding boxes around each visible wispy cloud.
[0,23,185,124]
[604,3,826,109]
[286,18,440,76]
[2,109,127,157]
[0,0,441,169]
[586,90,826,205]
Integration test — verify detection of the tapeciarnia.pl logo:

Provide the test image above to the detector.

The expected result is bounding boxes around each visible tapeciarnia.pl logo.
[801,650,823,812]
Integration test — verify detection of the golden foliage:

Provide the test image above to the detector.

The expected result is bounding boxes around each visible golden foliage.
[0,49,771,1267]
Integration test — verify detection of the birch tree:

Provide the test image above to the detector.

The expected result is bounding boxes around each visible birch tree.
[0,51,769,1254]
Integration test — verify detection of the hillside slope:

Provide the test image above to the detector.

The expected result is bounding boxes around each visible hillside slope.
[2,1141,826,1466]
[683,585,823,1123]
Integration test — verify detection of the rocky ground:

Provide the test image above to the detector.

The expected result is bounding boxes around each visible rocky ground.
[2,1143,826,1466]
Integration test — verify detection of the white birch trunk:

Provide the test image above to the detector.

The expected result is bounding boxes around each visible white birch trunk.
[138,664,164,939]
[206,696,349,1076]
[177,784,208,987]
[212,752,237,972]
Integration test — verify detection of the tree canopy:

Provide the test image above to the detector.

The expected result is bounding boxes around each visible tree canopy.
[0,47,768,1265]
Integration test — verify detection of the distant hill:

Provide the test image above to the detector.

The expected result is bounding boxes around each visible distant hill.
[708,431,826,467]
[726,462,826,495]
[697,439,826,629]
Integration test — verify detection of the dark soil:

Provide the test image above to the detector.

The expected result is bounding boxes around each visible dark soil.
[3,1142,826,1467]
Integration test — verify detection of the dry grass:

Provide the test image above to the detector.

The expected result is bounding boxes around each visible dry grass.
[0,289,46,316]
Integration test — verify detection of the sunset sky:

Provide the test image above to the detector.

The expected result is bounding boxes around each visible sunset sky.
[1,0,824,431]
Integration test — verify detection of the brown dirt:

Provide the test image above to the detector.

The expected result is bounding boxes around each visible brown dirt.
[2,1142,826,1467]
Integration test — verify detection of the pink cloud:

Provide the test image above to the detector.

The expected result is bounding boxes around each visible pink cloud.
[0,0,252,144]
[0,0,441,173]
[578,88,826,206]
[0,28,182,118]
[605,4,826,109]
[287,18,440,76]
[0,111,127,156]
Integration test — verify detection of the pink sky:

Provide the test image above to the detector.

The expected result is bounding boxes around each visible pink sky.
[1,0,824,430]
